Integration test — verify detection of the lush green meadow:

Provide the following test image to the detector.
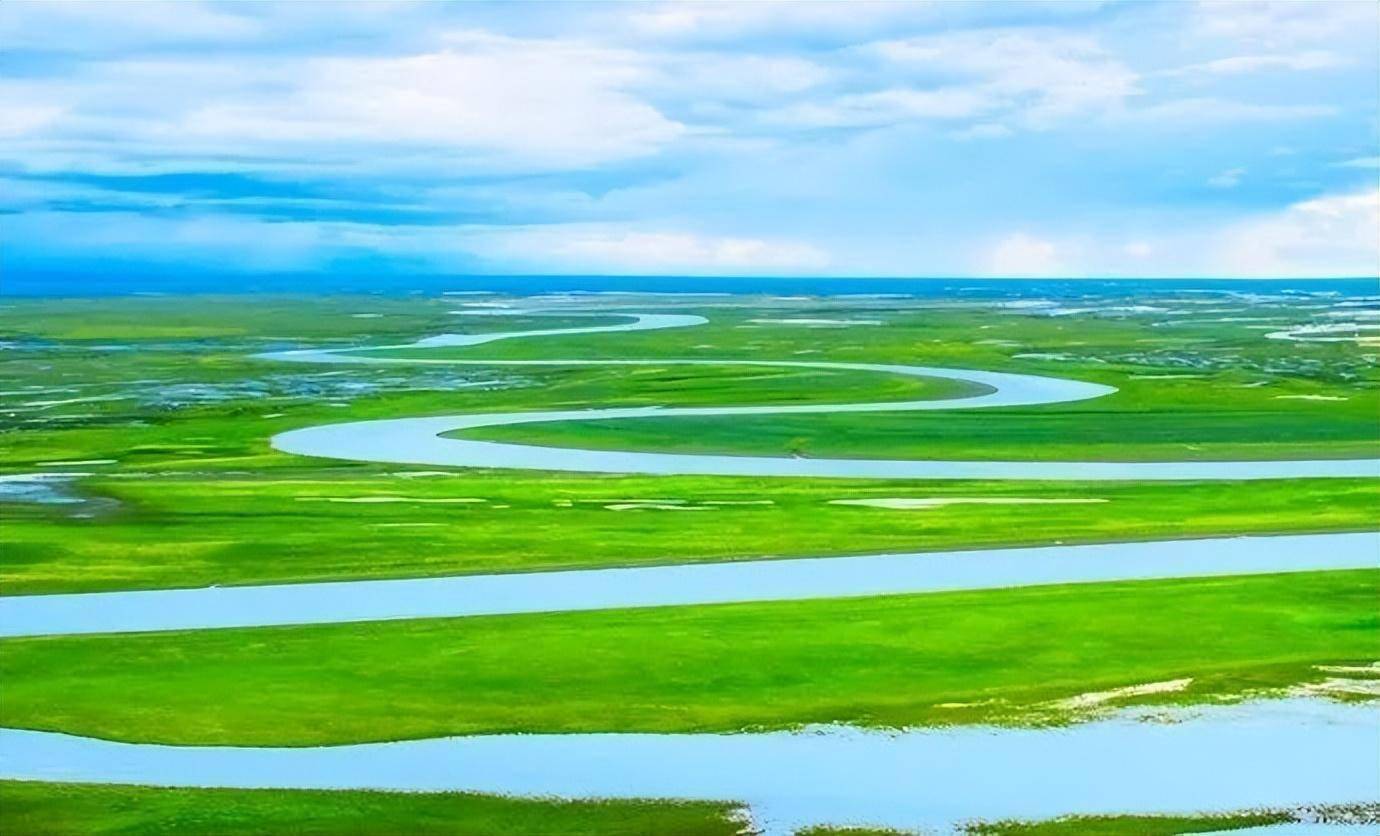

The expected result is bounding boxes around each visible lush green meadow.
[5,470,1376,594]
[2,290,1377,834]
[0,781,741,836]
[3,292,1378,594]
[5,571,1374,744]
[12,780,1347,836]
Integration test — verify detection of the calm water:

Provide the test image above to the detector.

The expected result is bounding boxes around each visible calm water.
[5,301,1375,832]
[2,533,1375,637]
[263,314,1378,480]
[2,699,1375,835]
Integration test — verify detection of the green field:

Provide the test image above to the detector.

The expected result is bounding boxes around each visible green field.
[5,472,1376,594]
[3,291,1377,833]
[12,780,1351,836]
[0,781,740,836]
[4,293,1378,595]
[5,571,1375,744]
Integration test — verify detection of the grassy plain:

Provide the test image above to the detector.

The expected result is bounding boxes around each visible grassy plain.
[9,780,1342,836]
[962,811,1293,835]
[5,472,1377,594]
[2,291,1378,833]
[4,570,1374,744]
[0,781,740,836]
[3,293,1377,594]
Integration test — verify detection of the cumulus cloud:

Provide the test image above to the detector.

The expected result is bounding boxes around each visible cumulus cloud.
[1213,187,1380,278]
[477,227,830,273]
[769,88,992,128]
[2,31,685,174]
[1168,50,1346,76]
[625,1,920,42]
[2,1,1376,279]
[983,233,1065,277]
[1115,97,1335,127]
[868,29,1140,129]
[1191,0,1379,48]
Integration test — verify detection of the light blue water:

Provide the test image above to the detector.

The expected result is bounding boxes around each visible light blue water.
[2,533,1375,638]
[1201,826,1379,835]
[261,313,1380,481]
[5,308,1376,831]
[2,699,1375,835]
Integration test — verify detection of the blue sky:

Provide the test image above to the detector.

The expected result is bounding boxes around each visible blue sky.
[2,0,1377,280]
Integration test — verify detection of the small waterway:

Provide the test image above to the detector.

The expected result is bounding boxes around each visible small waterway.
[260,313,1379,481]
[6,310,1374,830]
[2,532,1374,638]
[2,699,1375,835]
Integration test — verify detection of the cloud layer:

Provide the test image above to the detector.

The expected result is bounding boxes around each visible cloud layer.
[2,0,1377,278]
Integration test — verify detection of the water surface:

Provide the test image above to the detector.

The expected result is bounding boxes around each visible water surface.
[3,533,1373,637]
[2,699,1375,835]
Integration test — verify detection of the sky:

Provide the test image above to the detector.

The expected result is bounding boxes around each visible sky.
[2,0,1378,281]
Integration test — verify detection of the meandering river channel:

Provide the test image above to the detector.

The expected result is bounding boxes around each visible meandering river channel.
[3,311,1377,833]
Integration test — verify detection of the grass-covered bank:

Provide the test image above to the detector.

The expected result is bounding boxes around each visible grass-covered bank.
[5,781,1372,836]
[4,292,1378,594]
[0,781,741,836]
[3,570,1374,745]
[5,472,1377,595]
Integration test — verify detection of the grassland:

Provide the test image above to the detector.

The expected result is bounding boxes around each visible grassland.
[0,781,741,836]
[803,810,1298,835]
[2,290,1378,833]
[5,472,1376,594]
[11,781,1345,836]
[406,302,1380,462]
[3,293,1377,594]
[963,811,1292,835]
[4,570,1374,744]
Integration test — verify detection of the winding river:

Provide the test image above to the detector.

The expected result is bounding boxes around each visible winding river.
[3,310,1377,833]
[263,313,1378,480]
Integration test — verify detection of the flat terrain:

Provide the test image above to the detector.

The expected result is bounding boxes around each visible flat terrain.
[0,781,740,836]
[7,780,1330,836]
[3,292,1378,594]
[5,571,1375,744]
[2,288,1377,833]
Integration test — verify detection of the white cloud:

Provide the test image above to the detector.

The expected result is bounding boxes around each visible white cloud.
[476,227,830,272]
[1169,50,1346,76]
[1336,156,1380,170]
[869,29,1140,129]
[625,2,916,41]
[770,87,992,128]
[0,104,64,138]
[1213,187,1380,277]
[652,54,830,105]
[1119,97,1335,126]
[984,233,1065,277]
[953,122,1014,141]
[1207,167,1246,188]
[1192,1,1379,48]
[1123,241,1153,259]
[0,31,686,173]
[0,0,262,50]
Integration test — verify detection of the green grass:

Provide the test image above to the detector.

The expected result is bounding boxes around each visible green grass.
[2,294,1378,832]
[963,811,1293,834]
[469,398,1380,462]
[8,782,1366,836]
[3,571,1374,745]
[0,781,740,836]
[4,471,1378,595]
[3,293,1378,593]
[801,812,1298,836]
